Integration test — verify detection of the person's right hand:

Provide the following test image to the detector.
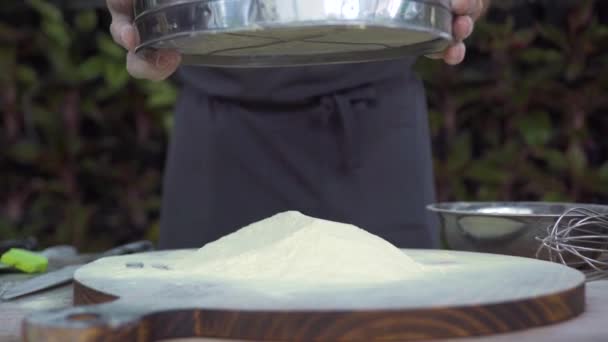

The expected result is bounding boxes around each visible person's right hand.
[107,0,181,81]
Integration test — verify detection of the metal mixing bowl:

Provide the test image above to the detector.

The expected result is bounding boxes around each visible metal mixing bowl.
[427,202,608,263]
[133,0,453,67]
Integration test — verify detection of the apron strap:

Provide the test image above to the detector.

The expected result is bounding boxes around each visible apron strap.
[208,84,378,173]
[319,85,377,172]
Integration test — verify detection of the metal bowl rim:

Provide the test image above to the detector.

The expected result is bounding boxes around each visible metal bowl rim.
[426,201,608,218]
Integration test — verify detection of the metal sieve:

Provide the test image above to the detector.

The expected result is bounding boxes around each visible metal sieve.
[133,0,453,67]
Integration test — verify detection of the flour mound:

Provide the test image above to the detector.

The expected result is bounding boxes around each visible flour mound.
[177,211,424,288]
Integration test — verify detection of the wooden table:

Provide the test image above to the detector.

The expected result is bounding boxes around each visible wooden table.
[2,277,608,342]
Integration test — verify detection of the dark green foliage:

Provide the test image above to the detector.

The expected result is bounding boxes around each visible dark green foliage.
[1,1,176,250]
[1,1,607,250]
[417,0,608,203]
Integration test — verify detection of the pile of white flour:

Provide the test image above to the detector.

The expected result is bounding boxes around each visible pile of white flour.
[175,211,425,290]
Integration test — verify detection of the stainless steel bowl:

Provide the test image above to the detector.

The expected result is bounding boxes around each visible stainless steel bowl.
[427,202,608,263]
[133,0,453,67]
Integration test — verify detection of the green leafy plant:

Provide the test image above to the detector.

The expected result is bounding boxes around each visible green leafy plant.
[417,0,608,203]
[1,1,176,250]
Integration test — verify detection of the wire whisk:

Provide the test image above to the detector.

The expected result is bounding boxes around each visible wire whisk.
[536,207,608,281]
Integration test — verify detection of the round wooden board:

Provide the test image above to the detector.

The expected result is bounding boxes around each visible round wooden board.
[23,250,585,342]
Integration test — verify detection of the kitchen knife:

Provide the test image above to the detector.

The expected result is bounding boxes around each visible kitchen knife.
[0,245,79,273]
[0,240,154,300]
[0,238,39,272]
[0,249,48,273]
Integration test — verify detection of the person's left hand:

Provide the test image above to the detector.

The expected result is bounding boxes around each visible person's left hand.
[428,0,486,65]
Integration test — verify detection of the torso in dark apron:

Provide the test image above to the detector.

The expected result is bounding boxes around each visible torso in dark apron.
[159,58,438,249]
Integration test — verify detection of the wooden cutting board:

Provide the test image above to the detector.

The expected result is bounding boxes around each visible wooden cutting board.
[23,250,586,342]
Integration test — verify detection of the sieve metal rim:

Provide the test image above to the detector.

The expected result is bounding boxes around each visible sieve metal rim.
[132,0,453,67]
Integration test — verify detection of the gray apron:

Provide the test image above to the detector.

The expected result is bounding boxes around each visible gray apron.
[159,58,439,249]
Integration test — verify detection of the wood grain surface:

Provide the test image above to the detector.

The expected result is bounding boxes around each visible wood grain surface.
[22,250,587,341]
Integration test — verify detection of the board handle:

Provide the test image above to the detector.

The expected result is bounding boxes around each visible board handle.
[23,303,240,342]
[23,304,145,342]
